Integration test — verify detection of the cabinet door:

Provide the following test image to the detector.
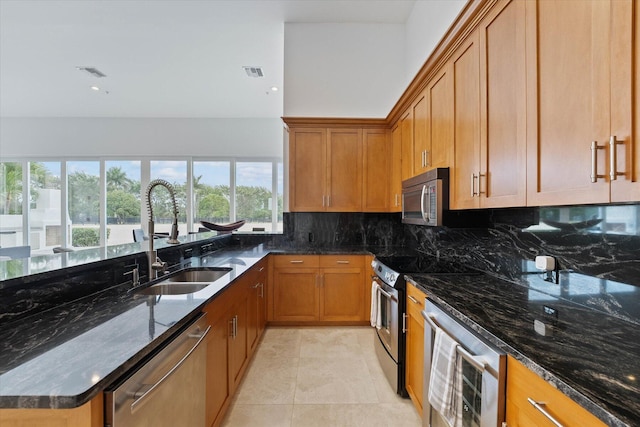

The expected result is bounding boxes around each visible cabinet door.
[229,295,248,392]
[427,68,454,169]
[205,312,230,427]
[319,267,365,321]
[452,32,481,210]
[390,124,403,211]
[247,275,259,355]
[525,0,611,205]
[272,268,319,321]
[363,128,390,212]
[413,92,429,174]
[613,0,637,202]
[480,0,527,208]
[289,128,327,211]
[400,110,414,181]
[405,284,427,415]
[327,128,362,211]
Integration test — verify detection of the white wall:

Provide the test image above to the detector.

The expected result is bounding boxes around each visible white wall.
[0,118,283,158]
[404,0,467,86]
[284,23,405,118]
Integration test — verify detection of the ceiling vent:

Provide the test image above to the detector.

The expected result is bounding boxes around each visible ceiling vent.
[243,66,264,78]
[76,66,107,78]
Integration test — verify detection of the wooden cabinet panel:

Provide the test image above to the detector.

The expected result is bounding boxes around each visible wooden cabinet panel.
[228,293,248,393]
[205,311,230,427]
[390,124,403,211]
[327,128,363,211]
[0,395,103,427]
[289,128,327,211]
[413,92,429,174]
[452,33,481,210]
[273,255,319,268]
[272,255,368,324]
[506,356,606,427]
[400,110,414,181]
[363,128,390,212]
[272,268,319,321]
[480,0,527,207]
[405,283,427,415]
[427,68,454,170]
[525,0,612,205]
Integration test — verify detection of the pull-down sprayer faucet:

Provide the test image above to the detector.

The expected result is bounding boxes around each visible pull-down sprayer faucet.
[145,179,180,279]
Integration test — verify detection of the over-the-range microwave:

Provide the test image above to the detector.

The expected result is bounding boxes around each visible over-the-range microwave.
[401,168,449,226]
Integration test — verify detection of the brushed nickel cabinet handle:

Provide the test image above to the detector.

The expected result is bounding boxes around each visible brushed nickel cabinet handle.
[289,260,304,264]
[425,150,430,167]
[471,173,478,197]
[336,260,350,264]
[527,398,564,427]
[609,135,624,181]
[402,313,408,333]
[408,295,420,305]
[479,173,486,195]
[590,140,606,183]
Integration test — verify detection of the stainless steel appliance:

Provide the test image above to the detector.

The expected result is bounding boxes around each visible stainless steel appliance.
[402,168,449,226]
[371,255,475,397]
[105,314,210,427]
[422,300,506,427]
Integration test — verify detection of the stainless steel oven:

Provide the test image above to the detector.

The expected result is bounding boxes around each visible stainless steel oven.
[422,300,506,427]
[372,274,401,391]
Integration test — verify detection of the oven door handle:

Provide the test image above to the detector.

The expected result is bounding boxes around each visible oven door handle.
[377,285,397,302]
[423,311,487,372]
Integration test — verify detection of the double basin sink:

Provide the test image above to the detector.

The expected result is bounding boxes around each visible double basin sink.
[135,267,232,295]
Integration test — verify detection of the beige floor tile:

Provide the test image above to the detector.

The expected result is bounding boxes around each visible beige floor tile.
[234,355,299,404]
[298,327,365,359]
[222,404,293,427]
[258,327,302,358]
[294,357,378,404]
[291,403,421,427]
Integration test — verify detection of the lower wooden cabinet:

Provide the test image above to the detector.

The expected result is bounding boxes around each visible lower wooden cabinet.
[405,282,427,416]
[0,395,103,427]
[271,255,369,324]
[203,260,268,427]
[506,355,606,427]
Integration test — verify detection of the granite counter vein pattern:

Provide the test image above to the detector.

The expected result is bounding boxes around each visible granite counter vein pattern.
[406,272,640,427]
[0,247,271,409]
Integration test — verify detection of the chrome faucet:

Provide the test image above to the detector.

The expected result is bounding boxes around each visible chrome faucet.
[145,179,180,279]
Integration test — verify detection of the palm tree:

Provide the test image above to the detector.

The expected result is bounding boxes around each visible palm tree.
[107,167,132,192]
[0,162,22,214]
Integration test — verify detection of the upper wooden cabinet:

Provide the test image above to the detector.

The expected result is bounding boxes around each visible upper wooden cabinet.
[400,110,414,181]
[289,127,362,212]
[363,128,392,212]
[452,0,527,209]
[525,0,637,205]
[390,124,403,211]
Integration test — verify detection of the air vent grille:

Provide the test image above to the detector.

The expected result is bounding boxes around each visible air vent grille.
[76,66,107,78]
[243,66,264,78]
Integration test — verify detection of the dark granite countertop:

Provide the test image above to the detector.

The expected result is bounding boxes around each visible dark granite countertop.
[0,246,271,409]
[406,272,640,427]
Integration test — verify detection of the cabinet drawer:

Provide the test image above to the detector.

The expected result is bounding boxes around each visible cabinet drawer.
[406,282,427,318]
[319,255,363,268]
[273,255,319,268]
[506,356,606,427]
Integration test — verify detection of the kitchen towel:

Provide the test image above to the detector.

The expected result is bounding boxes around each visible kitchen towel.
[370,282,381,328]
[428,327,463,427]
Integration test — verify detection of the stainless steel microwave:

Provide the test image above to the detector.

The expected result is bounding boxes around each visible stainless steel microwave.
[401,168,449,226]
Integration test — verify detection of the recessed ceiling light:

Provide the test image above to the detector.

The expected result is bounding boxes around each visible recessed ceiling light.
[91,86,100,91]
[271,86,279,92]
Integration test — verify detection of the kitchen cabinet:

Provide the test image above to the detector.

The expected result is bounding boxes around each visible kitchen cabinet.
[203,260,267,427]
[412,91,428,174]
[506,356,606,427]
[288,127,362,212]
[424,67,454,172]
[525,0,635,206]
[390,124,402,211]
[400,110,414,181]
[247,258,268,355]
[0,395,103,427]
[452,0,527,210]
[363,128,392,212]
[405,282,427,416]
[271,255,368,324]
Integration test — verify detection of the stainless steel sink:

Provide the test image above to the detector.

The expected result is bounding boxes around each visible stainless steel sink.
[134,267,232,295]
[163,267,232,283]
[136,282,211,295]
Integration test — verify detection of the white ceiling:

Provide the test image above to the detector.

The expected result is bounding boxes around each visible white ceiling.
[0,0,417,119]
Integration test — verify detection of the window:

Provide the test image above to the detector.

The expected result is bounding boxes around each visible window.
[193,161,230,231]
[236,162,275,232]
[106,161,141,245]
[67,161,100,248]
[30,162,62,253]
[0,161,24,248]
[150,160,188,236]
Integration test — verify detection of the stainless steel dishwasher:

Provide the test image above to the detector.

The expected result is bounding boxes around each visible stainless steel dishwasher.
[105,313,210,427]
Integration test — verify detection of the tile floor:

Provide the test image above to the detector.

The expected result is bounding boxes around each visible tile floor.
[222,326,422,427]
